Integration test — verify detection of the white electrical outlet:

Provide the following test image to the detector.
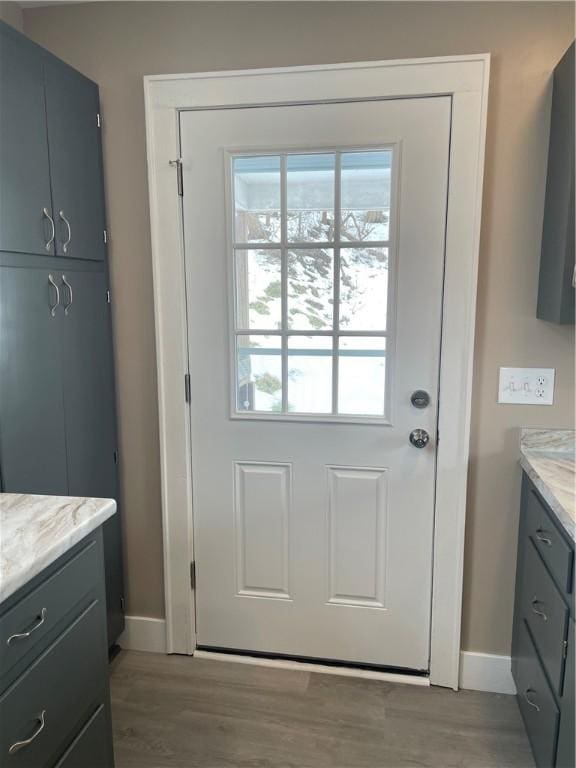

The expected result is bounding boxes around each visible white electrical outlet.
[498,367,555,405]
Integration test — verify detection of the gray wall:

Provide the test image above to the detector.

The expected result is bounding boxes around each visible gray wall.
[23,1,575,655]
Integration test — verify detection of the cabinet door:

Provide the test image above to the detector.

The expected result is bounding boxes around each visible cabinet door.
[557,621,575,768]
[45,59,106,261]
[0,24,54,256]
[0,267,67,493]
[60,270,124,643]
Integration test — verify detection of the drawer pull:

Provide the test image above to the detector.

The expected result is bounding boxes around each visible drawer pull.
[535,528,552,546]
[8,710,46,754]
[523,689,540,712]
[530,597,548,621]
[6,608,47,645]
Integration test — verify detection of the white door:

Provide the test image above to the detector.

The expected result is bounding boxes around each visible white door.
[181,96,450,671]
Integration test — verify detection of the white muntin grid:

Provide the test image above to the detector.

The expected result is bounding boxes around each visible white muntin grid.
[229,146,398,422]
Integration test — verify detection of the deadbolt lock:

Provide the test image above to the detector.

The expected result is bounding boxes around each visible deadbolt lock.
[410,390,430,409]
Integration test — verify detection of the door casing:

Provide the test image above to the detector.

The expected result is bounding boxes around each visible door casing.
[143,54,490,689]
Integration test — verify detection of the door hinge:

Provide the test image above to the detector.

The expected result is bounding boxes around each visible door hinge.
[120,596,125,613]
[97,112,101,128]
[106,289,111,304]
[190,561,196,590]
[563,639,568,659]
[184,372,191,403]
[113,450,118,464]
[103,229,108,244]
[169,158,184,196]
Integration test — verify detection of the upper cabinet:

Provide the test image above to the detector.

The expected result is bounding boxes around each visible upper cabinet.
[0,22,106,261]
[0,26,53,256]
[537,41,575,325]
[45,60,106,261]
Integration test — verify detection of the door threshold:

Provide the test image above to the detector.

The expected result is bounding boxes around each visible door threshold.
[193,649,430,687]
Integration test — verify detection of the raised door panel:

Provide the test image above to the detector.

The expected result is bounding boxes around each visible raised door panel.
[60,270,123,642]
[0,24,54,256]
[45,59,106,261]
[0,266,67,494]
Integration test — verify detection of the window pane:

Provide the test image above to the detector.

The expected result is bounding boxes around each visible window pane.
[235,249,281,330]
[287,154,335,242]
[341,151,391,242]
[234,156,281,244]
[237,335,282,413]
[339,247,388,331]
[338,337,386,416]
[287,249,334,330]
[287,336,332,414]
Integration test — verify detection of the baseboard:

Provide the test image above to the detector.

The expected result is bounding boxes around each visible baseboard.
[118,616,166,653]
[459,651,516,694]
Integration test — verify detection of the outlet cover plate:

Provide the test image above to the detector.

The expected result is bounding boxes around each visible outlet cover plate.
[498,367,555,405]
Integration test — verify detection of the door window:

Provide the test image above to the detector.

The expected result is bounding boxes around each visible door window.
[232,150,394,419]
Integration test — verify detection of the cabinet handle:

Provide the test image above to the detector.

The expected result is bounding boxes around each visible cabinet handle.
[48,275,60,318]
[42,208,55,252]
[535,528,552,546]
[531,597,548,622]
[62,275,73,316]
[7,607,47,645]
[523,689,540,712]
[59,210,72,253]
[8,710,46,754]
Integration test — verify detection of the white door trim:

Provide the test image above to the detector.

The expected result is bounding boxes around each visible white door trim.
[143,54,490,689]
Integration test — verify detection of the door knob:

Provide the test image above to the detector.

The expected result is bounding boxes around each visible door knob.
[409,429,430,449]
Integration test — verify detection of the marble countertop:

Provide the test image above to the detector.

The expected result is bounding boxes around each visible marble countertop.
[0,494,117,603]
[520,429,575,541]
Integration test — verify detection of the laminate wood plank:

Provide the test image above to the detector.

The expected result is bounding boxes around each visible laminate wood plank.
[110,651,534,768]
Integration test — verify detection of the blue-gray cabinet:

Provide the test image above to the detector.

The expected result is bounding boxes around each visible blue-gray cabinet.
[0,21,124,647]
[0,22,106,261]
[0,528,114,767]
[512,473,575,768]
[45,59,106,262]
[537,41,575,325]
[0,267,68,495]
[0,25,53,256]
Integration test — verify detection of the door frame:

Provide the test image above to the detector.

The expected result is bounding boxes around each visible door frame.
[143,54,490,689]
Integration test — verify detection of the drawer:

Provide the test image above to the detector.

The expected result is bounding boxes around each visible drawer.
[515,620,560,768]
[526,488,573,596]
[0,599,106,768]
[0,538,100,679]
[522,541,569,695]
[54,705,113,768]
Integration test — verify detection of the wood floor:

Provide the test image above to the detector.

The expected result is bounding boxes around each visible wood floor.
[110,651,534,768]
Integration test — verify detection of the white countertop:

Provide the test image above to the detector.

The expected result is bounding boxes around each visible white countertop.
[520,429,575,542]
[0,493,117,603]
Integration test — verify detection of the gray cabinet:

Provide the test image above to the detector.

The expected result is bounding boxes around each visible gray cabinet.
[0,267,67,494]
[0,266,125,645]
[0,26,53,256]
[0,21,106,262]
[0,22,124,646]
[61,271,117,498]
[0,529,114,767]
[45,61,106,261]
[512,473,575,768]
[556,621,575,768]
[537,41,575,325]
